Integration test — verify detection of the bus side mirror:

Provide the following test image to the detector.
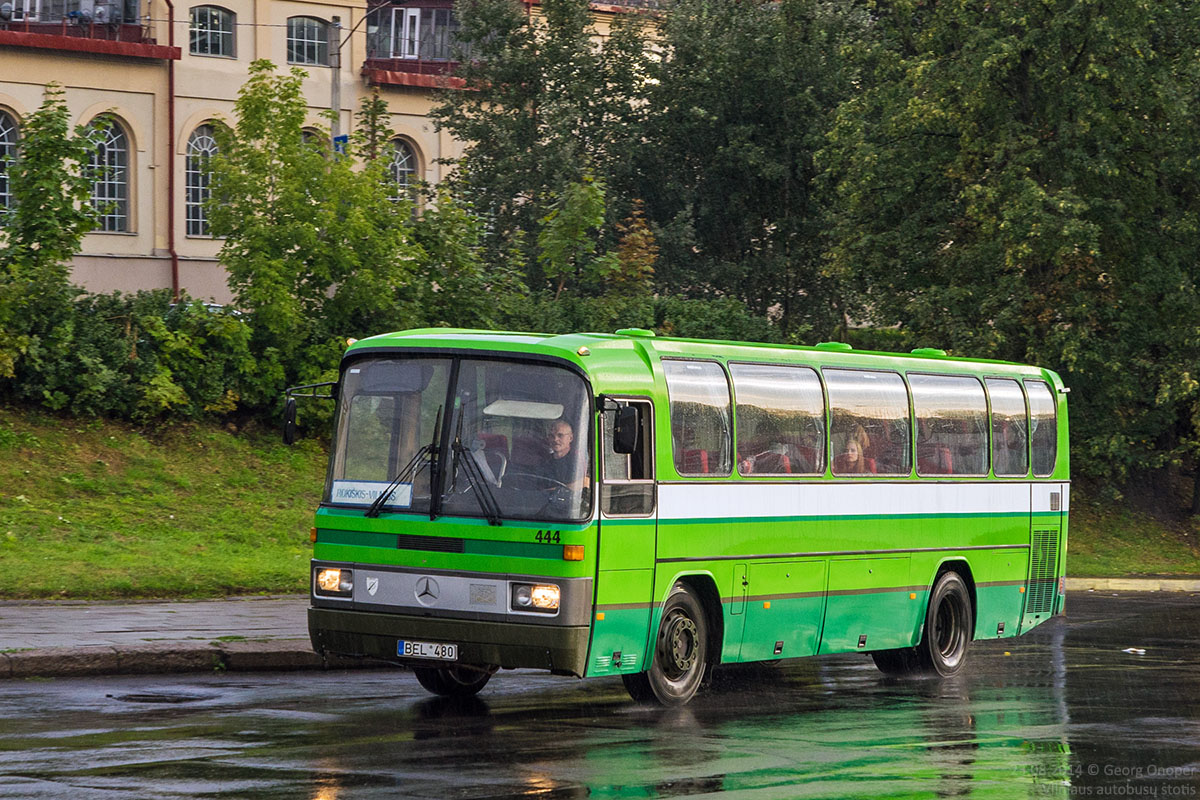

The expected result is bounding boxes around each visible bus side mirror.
[613,405,640,454]
[283,397,297,446]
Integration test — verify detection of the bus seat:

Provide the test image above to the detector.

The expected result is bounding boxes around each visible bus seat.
[752,451,792,474]
[682,449,710,474]
[918,443,953,474]
[510,435,546,468]
[477,432,509,457]
[793,445,818,473]
[469,438,506,486]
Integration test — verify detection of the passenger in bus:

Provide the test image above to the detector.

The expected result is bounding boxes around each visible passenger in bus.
[535,418,587,487]
[834,438,876,474]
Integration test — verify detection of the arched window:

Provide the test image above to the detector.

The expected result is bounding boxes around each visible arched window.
[186,124,219,236]
[287,16,329,65]
[387,138,418,201]
[87,116,130,233]
[301,128,329,151]
[0,110,16,221]
[190,6,235,57]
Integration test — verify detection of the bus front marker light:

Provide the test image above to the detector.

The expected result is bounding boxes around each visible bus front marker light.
[316,568,352,596]
[563,545,584,561]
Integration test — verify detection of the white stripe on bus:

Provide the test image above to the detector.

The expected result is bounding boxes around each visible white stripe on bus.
[658,481,1067,521]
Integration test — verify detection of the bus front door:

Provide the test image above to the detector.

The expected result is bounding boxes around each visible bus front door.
[587,399,657,678]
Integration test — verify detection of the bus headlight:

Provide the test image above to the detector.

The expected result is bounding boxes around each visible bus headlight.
[511,582,559,613]
[315,567,353,596]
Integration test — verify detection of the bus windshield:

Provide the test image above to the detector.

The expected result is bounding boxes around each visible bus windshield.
[325,356,593,522]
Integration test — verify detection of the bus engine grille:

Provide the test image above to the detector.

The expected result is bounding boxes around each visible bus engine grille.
[396,533,465,553]
[1027,529,1060,614]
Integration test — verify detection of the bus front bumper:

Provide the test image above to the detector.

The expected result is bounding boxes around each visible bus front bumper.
[308,607,591,677]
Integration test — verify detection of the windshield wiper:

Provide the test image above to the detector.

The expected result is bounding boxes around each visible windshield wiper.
[447,410,503,526]
[364,405,442,519]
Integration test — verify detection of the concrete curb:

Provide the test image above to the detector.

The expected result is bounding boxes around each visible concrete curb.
[1064,577,1200,593]
[3,581,1195,680]
[0,639,380,680]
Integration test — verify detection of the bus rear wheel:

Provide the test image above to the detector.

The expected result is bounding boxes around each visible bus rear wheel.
[622,583,708,706]
[917,571,972,677]
[871,647,921,675]
[871,571,973,677]
[412,664,493,697]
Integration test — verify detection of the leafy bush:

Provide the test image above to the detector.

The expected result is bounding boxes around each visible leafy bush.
[2,290,255,422]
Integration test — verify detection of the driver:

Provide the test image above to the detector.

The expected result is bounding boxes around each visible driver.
[538,418,586,487]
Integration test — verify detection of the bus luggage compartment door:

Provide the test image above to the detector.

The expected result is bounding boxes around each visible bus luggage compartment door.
[819,556,915,654]
[740,560,825,662]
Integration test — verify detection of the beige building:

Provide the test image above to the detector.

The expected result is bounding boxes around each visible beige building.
[0,0,487,303]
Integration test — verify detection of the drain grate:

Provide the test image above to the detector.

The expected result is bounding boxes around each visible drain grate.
[109,693,208,704]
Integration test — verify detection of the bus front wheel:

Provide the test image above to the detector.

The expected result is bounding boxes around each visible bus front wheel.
[412,664,493,697]
[622,583,709,706]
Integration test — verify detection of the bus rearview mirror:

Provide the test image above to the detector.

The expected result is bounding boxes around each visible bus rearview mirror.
[283,397,297,446]
[613,405,639,454]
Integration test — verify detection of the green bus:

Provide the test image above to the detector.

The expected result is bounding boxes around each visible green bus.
[297,328,1068,705]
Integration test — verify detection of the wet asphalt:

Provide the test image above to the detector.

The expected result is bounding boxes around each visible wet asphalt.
[0,591,1198,799]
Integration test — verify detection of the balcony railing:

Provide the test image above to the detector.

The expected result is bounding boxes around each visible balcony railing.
[0,0,160,46]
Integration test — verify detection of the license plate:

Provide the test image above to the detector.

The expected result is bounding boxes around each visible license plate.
[397,640,458,661]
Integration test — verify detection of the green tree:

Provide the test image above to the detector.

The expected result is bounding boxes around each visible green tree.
[353,90,393,162]
[823,0,1200,498]
[537,174,618,300]
[209,60,425,407]
[432,0,652,273]
[632,0,862,339]
[410,186,528,328]
[0,84,99,396]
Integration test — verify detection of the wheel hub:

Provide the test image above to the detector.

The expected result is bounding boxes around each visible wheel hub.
[662,614,698,676]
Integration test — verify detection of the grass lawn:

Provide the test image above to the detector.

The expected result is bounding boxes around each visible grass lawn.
[1067,501,1200,577]
[1,404,1198,598]
[0,406,325,599]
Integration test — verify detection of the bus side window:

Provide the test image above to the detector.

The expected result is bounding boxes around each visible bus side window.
[824,369,911,476]
[1026,380,1057,477]
[730,363,825,476]
[602,400,655,516]
[986,378,1029,477]
[910,374,988,477]
[664,360,733,477]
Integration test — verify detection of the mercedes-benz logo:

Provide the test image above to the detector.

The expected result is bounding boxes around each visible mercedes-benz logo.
[415,576,440,605]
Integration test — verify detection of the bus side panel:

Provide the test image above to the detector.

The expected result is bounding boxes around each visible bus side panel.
[647,561,744,664]
[818,556,917,654]
[972,549,1030,640]
[586,568,654,677]
[1021,482,1067,634]
[739,559,827,662]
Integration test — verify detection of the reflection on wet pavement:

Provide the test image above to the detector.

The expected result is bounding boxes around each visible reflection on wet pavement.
[0,592,1198,798]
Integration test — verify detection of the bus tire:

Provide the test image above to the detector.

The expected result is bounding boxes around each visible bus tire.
[917,571,972,677]
[623,583,708,706]
[871,647,921,675]
[412,664,492,697]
